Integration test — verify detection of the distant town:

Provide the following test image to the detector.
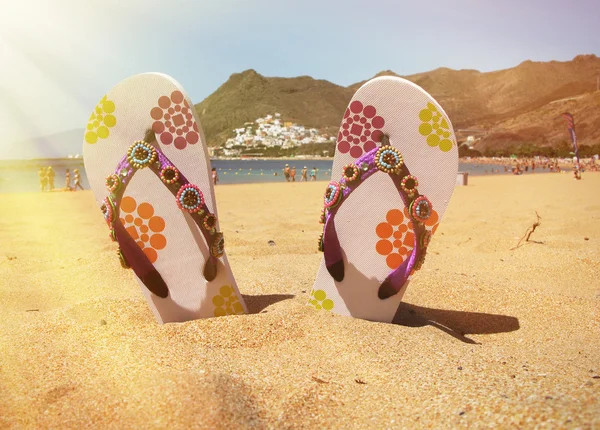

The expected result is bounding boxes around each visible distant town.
[213,113,336,158]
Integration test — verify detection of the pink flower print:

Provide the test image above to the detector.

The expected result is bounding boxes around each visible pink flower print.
[337,101,385,158]
[150,90,200,150]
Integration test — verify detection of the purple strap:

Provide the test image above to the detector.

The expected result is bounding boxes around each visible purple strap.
[106,142,220,298]
[322,144,428,299]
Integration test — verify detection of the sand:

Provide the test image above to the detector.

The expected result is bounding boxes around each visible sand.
[1,173,599,429]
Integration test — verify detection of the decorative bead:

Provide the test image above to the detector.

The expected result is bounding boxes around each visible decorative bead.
[203,213,217,233]
[420,230,432,248]
[317,232,324,252]
[342,164,360,182]
[176,184,204,213]
[323,181,342,209]
[117,248,130,269]
[319,208,327,224]
[160,165,180,185]
[400,175,419,198]
[211,232,225,258]
[105,174,121,193]
[375,146,403,174]
[120,168,129,178]
[126,140,158,169]
[360,162,370,172]
[100,196,115,224]
[413,250,426,271]
[410,195,432,223]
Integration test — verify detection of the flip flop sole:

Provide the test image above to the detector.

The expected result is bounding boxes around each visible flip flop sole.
[310,76,458,322]
[83,73,247,323]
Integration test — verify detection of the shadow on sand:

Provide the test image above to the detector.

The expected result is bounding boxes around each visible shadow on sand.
[242,294,295,314]
[392,302,520,344]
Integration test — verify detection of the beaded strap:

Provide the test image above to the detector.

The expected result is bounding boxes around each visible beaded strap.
[100,140,223,297]
[319,137,433,299]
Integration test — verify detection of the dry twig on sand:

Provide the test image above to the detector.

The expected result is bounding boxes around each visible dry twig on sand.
[511,212,542,250]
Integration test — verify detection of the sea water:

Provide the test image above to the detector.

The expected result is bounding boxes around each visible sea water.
[0,158,511,194]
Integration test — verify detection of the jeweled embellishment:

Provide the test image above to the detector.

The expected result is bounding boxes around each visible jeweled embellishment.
[342,164,360,182]
[105,174,121,193]
[317,232,324,252]
[413,250,426,271]
[127,140,157,169]
[324,181,342,208]
[101,196,115,224]
[176,184,204,213]
[410,196,432,223]
[400,175,418,198]
[117,248,130,269]
[420,230,432,248]
[203,213,217,233]
[319,208,327,224]
[375,146,403,174]
[160,165,180,184]
[211,232,225,258]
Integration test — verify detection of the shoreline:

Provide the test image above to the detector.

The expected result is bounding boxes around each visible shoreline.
[2,169,589,195]
[2,155,596,163]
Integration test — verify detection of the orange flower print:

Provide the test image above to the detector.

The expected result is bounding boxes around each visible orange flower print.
[376,207,439,269]
[119,196,167,263]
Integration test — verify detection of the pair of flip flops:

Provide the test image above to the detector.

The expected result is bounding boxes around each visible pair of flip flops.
[83,73,458,324]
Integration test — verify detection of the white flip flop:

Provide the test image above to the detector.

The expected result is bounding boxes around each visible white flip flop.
[309,76,458,322]
[83,73,247,324]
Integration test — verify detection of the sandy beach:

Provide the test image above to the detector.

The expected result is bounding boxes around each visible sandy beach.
[1,173,599,428]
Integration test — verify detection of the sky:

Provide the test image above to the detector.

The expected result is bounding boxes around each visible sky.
[0,0,598,152]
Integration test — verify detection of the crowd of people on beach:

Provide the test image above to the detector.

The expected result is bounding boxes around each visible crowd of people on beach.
[282,164,317,182]
[37,166,84,192]
[467,156,599,179]
[503,157,599,179]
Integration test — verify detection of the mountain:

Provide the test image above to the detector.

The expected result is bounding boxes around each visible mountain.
[350,55,600,129]
[195,54,600,152]
[194,69,355,146]
[474,91,600,154]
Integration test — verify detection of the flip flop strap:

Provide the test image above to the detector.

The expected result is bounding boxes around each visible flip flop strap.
[101,141,223,295]
[320,141,433,296]
[112,145,221,256]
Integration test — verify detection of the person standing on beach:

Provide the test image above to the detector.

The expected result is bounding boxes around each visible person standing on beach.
[38,167,48,192]
[65,169,72,191]
[290,166,296,182]
[301,166,308,181]
[283,164,291,182]
[212,167,218,185]
[310,167,317,181]
[72,169,84,190]
[46,166,56,190]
